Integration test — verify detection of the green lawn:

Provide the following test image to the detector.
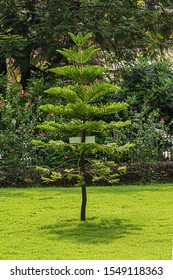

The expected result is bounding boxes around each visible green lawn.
[0,184,173,260]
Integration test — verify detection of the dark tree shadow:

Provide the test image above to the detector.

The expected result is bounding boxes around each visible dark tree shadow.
[40,218,142,244]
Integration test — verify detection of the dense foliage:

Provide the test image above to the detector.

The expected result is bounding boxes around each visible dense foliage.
[0,1,173,189]
[0,0,173,87]
[117,59,173,128]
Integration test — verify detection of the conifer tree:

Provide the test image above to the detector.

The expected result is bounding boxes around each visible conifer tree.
[33,32,133,221]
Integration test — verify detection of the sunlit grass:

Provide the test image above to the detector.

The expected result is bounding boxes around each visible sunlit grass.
[0,184,173,260]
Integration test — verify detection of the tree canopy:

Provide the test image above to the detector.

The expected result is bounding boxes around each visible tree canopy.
[0,0,173,88]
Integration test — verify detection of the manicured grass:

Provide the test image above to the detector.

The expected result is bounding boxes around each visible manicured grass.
[0,184,173,260]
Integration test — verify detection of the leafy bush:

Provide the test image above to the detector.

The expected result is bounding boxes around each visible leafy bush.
[0,76,53,185]
[119,161,173,184]
[102,104,172,163]
[117,59,173,130]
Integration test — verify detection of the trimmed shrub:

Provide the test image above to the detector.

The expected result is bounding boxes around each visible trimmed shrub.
[119,161,173,184]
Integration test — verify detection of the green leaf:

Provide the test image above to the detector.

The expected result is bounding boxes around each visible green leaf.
[68,32,93,46]
[45,86,83,102]
[57,46,100,64]
[32,140,46,147]
[82,46,101,63]
[77,32,83,45]
[82,33,93,44]
[57,49,78,62]
[107,120,131,129]
[36,166,50,175]
[103,143,135,155]
[68,32,78,44]
[84,82,118,103]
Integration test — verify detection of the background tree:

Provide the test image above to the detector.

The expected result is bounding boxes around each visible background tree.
[0,0,81,88]
[1,0,173,88]
[79,0,173,70]
[116,59,173,130]
[34,32,133,221]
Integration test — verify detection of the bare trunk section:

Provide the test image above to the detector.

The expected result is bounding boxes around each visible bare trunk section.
[80,183,87,221]
[80,130,87,221]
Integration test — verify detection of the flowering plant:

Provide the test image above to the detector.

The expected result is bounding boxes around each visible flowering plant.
[0,76,55,186]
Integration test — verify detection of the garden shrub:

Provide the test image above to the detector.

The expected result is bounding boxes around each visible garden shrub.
[119,161,173,184]
[0,166,41,187]
[0,75,55,185]
[117,59,173,131]
[104,105,172,164]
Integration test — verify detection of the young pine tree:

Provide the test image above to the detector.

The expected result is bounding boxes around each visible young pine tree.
[33,32,133,221]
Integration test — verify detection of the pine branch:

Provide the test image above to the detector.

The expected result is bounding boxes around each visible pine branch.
[107,120,131,129]
[68,32,93,45]
[45,86,83,103]
[103,143,135,154]
[38,120,131,133]
[39,102,129,118]
[57,46,101,64]
[49,65,108,84]
[84,82,118,103]
[91,102,129,116]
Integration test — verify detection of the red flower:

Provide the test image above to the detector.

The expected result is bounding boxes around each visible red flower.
[113,133,119,137]
[134,109,137,113]
[65,155,69,159]
[0,101,3,106]
[160,118,165,123]
[28,100,32,104]
[47,113,54,117]
[40,131,45,136]
[23,92,28,97]
[19,129,23,133]
[26,179,31,183]
[143,106,147,109]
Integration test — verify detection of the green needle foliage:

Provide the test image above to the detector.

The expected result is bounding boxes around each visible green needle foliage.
[33,32,133,221]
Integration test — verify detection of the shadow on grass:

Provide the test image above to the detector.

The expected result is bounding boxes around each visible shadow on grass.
[40,218,142,244]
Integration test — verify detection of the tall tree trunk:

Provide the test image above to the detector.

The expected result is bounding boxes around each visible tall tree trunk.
[20,57,31,90]
[20,67,31,90]
[0,60,7,75]
[80,130,87,221]
[80,183,87,221]
[19,49,32,90]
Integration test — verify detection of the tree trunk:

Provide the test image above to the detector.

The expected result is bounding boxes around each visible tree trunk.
[80,183,87,221]
[20,67,31,90]
[19,49,31,90]
[80,130,87,221]
[0,60,7,75]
